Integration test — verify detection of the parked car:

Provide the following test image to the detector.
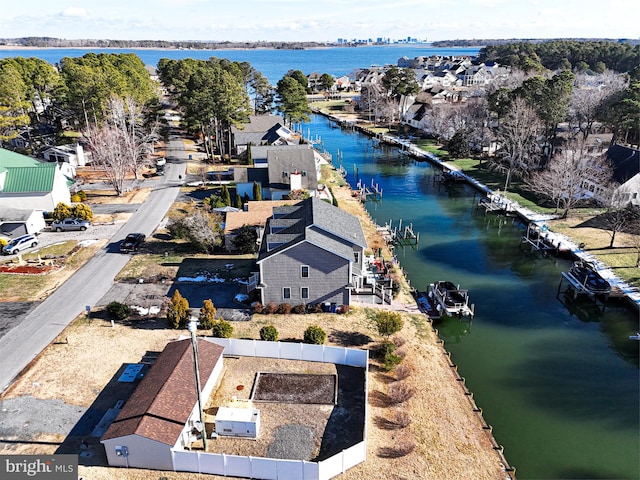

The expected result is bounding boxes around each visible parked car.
[2,234,39,255]
[119,233,146,253]
[52,218,92,232]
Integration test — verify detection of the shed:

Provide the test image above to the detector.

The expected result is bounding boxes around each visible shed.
[214,406,260,438]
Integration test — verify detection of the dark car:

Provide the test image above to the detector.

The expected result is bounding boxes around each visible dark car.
[119,233,146,253]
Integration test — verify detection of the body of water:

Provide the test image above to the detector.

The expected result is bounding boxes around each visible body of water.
[305,114,639,479]
[0,45,480,85]
[2,43,638,479]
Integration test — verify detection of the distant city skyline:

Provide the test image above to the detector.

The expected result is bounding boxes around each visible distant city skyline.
[1,0,638,43]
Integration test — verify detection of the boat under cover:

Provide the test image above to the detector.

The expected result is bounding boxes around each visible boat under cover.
[567,260,612,296]
[428,281,474,318]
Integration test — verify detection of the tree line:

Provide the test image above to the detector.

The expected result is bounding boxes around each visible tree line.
[477,40,640,74]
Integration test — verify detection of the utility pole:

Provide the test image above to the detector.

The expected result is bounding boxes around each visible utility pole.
[188,319,207,450]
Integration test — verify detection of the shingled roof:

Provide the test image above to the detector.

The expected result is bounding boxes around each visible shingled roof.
[101,338,224,446]
[257,196,367,262]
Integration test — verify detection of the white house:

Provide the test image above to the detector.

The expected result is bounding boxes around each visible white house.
[41,143,86,167]
[0,207,47,237]
[0,148,73,211]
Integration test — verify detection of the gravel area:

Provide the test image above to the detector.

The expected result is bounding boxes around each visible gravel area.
[0,395,86,440]
[266,424,315,460]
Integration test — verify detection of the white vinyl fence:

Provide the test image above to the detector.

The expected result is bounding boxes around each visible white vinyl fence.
[171,339,368,480]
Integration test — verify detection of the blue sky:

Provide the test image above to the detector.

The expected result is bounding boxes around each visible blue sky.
[1,0,638,43]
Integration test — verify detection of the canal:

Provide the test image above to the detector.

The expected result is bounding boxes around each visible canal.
[305,114,640,479]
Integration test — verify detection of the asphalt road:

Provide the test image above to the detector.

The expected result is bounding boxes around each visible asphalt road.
[0,126,188,393]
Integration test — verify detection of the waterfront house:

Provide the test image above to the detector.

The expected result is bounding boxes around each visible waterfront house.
[233,145,321,200]
[231,115,297,156]
[606,144,640,206]
[255,197,368,309]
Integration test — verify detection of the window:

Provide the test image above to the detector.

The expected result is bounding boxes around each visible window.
[301,265,309,278]
[301,287,309,299]
[354,251,360,264]
[283,287,291,299]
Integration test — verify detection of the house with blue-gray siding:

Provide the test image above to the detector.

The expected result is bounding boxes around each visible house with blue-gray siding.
[255,197,368,309]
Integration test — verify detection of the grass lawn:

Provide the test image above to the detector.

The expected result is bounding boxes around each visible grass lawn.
[0,240,106,301]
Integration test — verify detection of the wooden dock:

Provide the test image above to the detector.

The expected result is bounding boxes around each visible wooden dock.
[356,178,382,202]
[477,194,513,215]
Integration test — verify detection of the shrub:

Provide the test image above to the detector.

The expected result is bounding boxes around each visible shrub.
[168,218,190,239]
[374,311,404,338]
[388,381,415,405]
[392,335,406,348]
[72,203,93,221]
[106,301,131,320]
[292,304,306,314]
[395,363,412,381]
[77,190,88,201]
[211,319,233,338]
[0,238,7,247]
[337,304,350,314]
[259,325,279,341]
[167,289,190,329]
[384,351,403,371]
[303,325,326,344]
[51,202,73,221]
[377,339,397,359]
[253,302,264,314]
[264,301,278,314]
[393,409,412,428]
[198,299,216,330]
[70,194,82,203]
[276,303,292,314]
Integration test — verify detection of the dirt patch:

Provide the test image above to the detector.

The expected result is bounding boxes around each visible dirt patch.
[252,373,337,404]
[0,264,62,274]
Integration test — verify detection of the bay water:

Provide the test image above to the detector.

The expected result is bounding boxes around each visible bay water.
[1,44,638,479]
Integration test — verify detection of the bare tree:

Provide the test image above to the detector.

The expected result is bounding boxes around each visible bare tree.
[526,136,615,218]
[493,97,543,190]
[108,96,159,180]
[570,72,627,140]
[425,103,455,143]
[84,122,130,196]
[83,96,159,195]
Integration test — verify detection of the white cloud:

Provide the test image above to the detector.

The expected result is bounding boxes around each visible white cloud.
[60,7,88,18]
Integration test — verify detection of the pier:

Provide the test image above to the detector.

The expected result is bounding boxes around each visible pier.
[355,178,382,202]
[520,222,558,256]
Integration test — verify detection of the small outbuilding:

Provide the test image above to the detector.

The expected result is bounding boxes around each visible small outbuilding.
[100,338,224,471]
[214,406,260,438]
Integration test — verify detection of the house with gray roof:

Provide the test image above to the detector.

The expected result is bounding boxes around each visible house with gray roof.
[234,145,322,200]
[255,197,368,308]
[231,115,297,156]
[606,144,640,206]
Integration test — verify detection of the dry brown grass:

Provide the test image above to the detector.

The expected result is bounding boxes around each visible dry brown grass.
[1,306,507,480]
[0,240,107,301]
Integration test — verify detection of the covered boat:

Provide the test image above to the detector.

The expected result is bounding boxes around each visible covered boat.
[567,260,612,296]
[428,281,475,319]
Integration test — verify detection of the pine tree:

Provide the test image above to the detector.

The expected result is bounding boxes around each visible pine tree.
[167,289,190,329]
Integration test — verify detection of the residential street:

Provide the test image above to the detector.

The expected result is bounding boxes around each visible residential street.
[0,124,188,393]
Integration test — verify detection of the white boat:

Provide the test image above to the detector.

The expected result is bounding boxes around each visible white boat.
[428,281,475,319]
[630,333,640,341]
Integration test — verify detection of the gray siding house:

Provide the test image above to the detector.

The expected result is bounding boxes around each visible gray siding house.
[256,197,367,308]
